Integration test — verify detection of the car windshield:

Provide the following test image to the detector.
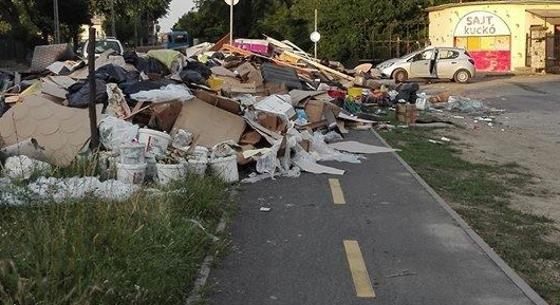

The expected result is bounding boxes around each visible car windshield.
[172,34,188,43]
[401,50,420,59]
[94,41,120,54]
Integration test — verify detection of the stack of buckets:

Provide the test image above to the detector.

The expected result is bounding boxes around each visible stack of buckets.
[116,143,147,185]
[137,128,186,186]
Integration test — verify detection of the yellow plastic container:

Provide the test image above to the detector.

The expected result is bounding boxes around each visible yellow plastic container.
[347,87,363,98]
[208,77,224,91]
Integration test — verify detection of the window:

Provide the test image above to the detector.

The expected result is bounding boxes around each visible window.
[94,40,121,54]
[438,50,459,59]
[420,50,434,60]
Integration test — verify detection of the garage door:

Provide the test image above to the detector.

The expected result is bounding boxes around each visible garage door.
[453,11,512,72]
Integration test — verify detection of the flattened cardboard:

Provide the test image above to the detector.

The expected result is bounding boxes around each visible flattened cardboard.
[149,101,183,132]
[240,131,262,145]
[171,98,246,148]
[0,95,102,166]
[194,89,241,114]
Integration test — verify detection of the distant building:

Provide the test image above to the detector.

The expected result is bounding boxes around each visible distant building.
[428,0,560,73]
[80,15,106,41]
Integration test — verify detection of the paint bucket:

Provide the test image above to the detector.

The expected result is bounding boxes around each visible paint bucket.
[192,146,209,161]
[117,163,147,185]
[119,143,145,165]
[138,128,171,156]
[209,155,239,183]
[156,163,186,186]
[187,159,208,176]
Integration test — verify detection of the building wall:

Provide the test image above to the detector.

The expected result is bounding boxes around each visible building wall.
[80,15,106,42]
[429,2,559,71]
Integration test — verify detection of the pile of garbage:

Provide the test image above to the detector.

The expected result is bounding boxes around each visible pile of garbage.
[0,35,411,205]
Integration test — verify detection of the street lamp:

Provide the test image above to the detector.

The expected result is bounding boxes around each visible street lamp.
[224,0,239,44]
[310,9,320,59]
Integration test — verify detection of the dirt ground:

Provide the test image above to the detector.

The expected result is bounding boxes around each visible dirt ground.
[422,75,560,224]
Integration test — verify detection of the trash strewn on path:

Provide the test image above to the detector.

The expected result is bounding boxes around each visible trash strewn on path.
[1,34,425,204]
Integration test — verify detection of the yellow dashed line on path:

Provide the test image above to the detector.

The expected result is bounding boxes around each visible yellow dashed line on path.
[329,178,346,205]
[343,240,376,298]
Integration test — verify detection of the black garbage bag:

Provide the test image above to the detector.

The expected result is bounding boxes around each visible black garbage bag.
[395,82,419,104]
[179,69,206,85]
[123,50,139,65]
[120,79,174,96]
[0,98,8,118]
[67,79,108,108]
[211,52,226,60]
[95,64,128,84]
[185,60,211,79]
[136,57,170,75]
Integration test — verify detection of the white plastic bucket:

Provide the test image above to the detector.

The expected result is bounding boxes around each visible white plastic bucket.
[117,163,147,185]
[187,159,208,176]
[210,155,239,183]
[119,143,145,164]
[192,146,209,161]
[156,163,186,185]
[138,129,171,156]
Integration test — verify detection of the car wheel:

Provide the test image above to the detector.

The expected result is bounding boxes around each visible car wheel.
[453,69,471,83]
[393,69,408,83]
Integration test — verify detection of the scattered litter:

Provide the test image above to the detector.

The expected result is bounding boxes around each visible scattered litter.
[428,139,445,145]
[328,141,396,154]
[4,156,52,180]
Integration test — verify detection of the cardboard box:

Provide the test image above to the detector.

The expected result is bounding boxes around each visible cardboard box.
[171,98,246,148]
[304,99,325,123]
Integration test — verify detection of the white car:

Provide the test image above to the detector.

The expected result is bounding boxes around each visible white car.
[82,37,124,58]
[376,47,476,83]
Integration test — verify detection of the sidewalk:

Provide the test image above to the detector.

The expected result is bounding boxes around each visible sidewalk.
[207,130,543,305]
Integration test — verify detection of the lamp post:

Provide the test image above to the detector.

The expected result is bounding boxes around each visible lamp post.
[224,0,240,44]
[310,9,321,59]
[53,0,61,43]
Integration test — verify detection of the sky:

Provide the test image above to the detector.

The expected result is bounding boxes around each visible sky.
[158,0,196,33]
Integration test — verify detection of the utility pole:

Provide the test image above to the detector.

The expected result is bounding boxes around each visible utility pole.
[111,0,116,37]
[229,1,234,43]
[53,0,61,43]
[88,27,100,150]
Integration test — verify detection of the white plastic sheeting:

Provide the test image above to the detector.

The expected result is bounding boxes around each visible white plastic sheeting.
[130,84,194,103]
[98,116,139,152]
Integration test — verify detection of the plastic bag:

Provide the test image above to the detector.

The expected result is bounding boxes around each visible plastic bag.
[98,116,139,152]
[416,93,429,111]
[130,84,194,103]
[172,129,193,149]
[4,155,52,180]
[67,79,108,108]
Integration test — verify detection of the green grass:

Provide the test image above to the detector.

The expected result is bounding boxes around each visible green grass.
[0,174,230,305]
[380,126,560,305]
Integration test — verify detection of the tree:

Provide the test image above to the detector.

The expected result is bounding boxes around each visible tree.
[175,0,458,64]
[17,0,91,44]
[90,0,172,46]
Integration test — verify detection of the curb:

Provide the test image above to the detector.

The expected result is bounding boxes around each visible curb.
[185,189,235,305]
[372,130,549,305]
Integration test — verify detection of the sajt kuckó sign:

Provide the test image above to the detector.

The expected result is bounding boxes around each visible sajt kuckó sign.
[454,11,511,37]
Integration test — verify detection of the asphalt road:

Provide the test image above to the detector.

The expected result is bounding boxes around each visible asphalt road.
[207,130,540,305]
